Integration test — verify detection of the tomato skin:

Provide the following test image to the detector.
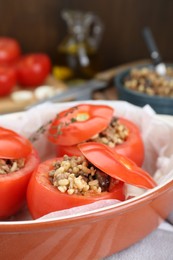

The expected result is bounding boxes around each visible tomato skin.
[0,66,17,96]
[16,53,51,87]
[27,158,125,219]
[79,142,156,189]
[113,118,144,166]
[56,144,81,157]
[0,127,32,159]
[0,37,21,65]
[0,148,39,219]
[55,117,144,166]
[48,104,114,146]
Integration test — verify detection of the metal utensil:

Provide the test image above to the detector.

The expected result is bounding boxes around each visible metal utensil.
[26,79,107,110]
[142,27,167,76]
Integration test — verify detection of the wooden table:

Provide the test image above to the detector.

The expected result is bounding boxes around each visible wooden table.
[94,59,149,99]
[0,59,149,114]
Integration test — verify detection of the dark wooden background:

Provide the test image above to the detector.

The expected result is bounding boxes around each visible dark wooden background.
[1,0,173,70]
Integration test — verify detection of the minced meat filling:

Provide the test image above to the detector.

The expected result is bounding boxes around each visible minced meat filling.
[0,158,25,174]
[49,155,110,195]
[89,117,129,148]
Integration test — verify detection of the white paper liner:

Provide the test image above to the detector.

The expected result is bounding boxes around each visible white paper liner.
[38,199,120,220]
[1,100,173,222]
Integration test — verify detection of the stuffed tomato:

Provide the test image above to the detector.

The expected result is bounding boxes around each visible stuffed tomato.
[48,104,144,166]
[27,142,156,219]
[0,127,39,219]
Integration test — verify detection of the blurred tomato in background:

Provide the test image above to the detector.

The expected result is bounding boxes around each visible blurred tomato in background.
[0,37,20,96]
[0,36,52,95]
[16,53,52,87]
[0,37,21,66]
[0,66,17,96]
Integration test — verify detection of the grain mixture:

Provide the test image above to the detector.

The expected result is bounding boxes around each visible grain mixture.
[124,67,173,97]
[0,158,25,174]
[89,117,129,148]
[49,155,110,195]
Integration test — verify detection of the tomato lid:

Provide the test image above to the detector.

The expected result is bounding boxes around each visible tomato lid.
[48,104,114,146]
[0,127,32,159]
[78,142,156,189]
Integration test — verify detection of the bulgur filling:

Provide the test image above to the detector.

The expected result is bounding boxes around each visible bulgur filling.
[89,117,129,148]
[124,67,173,97]
[0,158,25,174]
[49,155,110,195]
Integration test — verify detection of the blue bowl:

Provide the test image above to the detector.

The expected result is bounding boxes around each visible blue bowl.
[114,65,173,115]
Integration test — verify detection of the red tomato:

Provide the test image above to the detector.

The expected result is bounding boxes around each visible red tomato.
[55,116,144,166]
[0,127,40,219]
[56,144,82,157]
[48,104,114,146]
[0,37,21,65]
[16,53,51,87]
[108,117,144,166]
[27,157,125,219]
[0,127,32,159]
[79,142,156,189]
[0,66,17,96]
[0,149,39,219]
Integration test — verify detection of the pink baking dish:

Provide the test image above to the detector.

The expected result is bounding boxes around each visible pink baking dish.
[0,173,172,259]
[0,102,173,259]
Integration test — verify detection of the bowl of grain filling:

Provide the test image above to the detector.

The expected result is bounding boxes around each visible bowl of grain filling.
[114,64,173,115]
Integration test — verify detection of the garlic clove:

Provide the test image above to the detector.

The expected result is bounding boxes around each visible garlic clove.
[11,90,34,102]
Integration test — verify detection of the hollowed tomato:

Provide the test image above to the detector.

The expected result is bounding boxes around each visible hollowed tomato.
[16,53,51,87]
[27,157,124,219]
[27,142,156,219]
[0,37,21,65]
[0,66,17,96]
[0,127,39,219]
[48,104,144,166]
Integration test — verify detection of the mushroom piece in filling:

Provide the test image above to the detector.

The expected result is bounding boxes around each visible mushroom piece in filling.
[89,117,129,148]
[49,155,111,196]
[0,158,25,174]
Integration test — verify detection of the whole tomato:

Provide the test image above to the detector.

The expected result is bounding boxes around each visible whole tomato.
[0,66,17,96]
[16,53,52,87]
[0,37,21,65]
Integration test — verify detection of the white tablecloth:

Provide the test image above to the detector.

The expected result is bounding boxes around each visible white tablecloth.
[105,218,173,260]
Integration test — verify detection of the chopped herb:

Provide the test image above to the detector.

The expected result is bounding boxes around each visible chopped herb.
[29,119,52,143]
[71,118,77,123]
